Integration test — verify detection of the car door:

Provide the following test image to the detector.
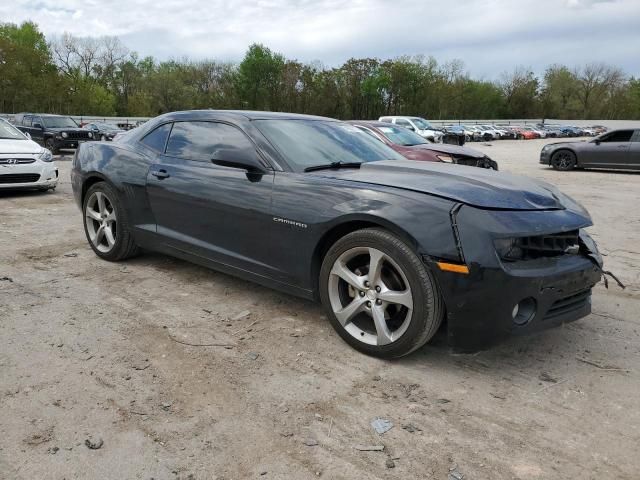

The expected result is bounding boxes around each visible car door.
[30,116,45,144]
[629,130,640,170]
[145,120,277,278]
[581,130,633,168]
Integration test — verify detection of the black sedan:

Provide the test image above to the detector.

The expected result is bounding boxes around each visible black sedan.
[71,110,604,357]
[540,129,640,171]
[83,122,125,141]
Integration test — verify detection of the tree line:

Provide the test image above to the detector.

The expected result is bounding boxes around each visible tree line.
[2,21,639,120]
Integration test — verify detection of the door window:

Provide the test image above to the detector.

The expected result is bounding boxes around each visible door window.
[165,121,256,162]
[395,119,410,127]
[23,115,33,126]
[631,130,640,142]
[140,123,173,152]
[601,130,633,142]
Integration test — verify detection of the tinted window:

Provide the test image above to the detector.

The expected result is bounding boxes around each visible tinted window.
[254,119,402,171]
[42,116,76,128]
[165,121,256,161]
[140,123,172,152]
[601,130,633,142]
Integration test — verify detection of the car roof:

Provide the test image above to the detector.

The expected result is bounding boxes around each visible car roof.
[160,110,335,122]
[347,120,397,128]
[15,113,69,117]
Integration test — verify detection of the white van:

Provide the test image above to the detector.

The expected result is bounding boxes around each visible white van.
[378,116,443,142]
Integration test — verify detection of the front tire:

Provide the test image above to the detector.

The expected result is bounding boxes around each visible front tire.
[551,150,577,171]
[45,138,59,155]
[83,182,139,261]
[319,228,443,358]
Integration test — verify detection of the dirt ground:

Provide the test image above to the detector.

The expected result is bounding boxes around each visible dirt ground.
[1,139,639,480]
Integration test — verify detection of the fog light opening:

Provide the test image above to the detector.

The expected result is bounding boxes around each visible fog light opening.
[512,297,536,326]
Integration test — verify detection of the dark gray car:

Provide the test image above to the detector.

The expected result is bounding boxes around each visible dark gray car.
[540,129,640,171]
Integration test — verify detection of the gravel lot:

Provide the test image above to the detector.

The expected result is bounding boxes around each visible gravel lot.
[1,139,638,480]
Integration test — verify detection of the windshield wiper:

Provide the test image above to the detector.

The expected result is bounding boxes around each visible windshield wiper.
[304,161,362,172]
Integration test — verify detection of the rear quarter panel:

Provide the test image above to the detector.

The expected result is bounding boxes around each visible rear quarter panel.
[72,141,156,232]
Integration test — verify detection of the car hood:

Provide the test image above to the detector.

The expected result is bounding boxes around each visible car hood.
[313,160,568,210]
[544,140,588,148]
[411,143,486,159]
[0,138,43,154]
[47,127,85,132]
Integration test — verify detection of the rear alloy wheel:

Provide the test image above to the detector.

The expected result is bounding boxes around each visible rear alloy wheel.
[551,150,577,171]
[320,228,443,358]
[83,182,138,261]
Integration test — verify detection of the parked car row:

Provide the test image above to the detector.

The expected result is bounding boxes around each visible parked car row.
[439,123,608,142]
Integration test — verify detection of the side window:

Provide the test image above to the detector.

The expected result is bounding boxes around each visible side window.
[33,116,43,128]
[630,130,640,142]
[165,121,257,162]
[140,123,173,152]
[601,130,633,142]
[23,115,33,127]
[395,119,410,127]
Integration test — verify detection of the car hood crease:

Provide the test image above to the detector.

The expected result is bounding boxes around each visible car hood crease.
[312,160,565,210]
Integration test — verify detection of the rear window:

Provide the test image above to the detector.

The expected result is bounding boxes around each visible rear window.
[140,123,173,152]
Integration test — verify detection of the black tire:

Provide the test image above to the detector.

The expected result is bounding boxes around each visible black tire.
[551,150,577,171]
[319,228,443,358]
[45,137,59,155]
[82,181,139,261]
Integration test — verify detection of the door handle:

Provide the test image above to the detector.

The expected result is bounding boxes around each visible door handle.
[151,169,170,179]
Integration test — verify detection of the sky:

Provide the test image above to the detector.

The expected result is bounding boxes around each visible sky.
[3,0,640,78]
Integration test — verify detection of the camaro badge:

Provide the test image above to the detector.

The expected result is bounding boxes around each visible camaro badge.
[273,217,308,229]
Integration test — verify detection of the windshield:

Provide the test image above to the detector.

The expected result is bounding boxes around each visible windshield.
[42,117,78,128]
[95,123,119,130]
[255,120,403,171]
[0,120,26,140]
[376,125,429,146]
[411,118,433,130]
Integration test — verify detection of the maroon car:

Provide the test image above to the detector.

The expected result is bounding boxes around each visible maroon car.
[348,121,498,169]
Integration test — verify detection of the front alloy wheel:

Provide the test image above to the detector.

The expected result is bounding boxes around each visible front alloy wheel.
[320,228,443,358]
[328,247,413,346]
[551,150,576,171]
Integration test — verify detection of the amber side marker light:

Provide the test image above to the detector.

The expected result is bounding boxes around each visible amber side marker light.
[436,262,470,274]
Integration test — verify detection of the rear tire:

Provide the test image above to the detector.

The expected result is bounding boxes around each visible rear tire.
[82,181,139,261]
[319,228,443,358]
[551,150,577,171]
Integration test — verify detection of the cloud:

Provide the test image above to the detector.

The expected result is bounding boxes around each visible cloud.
[4,0,640,77]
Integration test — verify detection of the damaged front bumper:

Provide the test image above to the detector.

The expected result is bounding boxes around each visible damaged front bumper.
[429,206,603,352]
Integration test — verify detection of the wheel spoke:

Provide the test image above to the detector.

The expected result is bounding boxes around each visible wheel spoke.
[85,208,101,221]
[334,297,365,326]
[367,248,385,286]
[331,261,364,290]
[105,210,116,222]
[371,304,393,345]
[96,192,106,216]
[104,225,116,247]
[378,288,413,309]
[95,225,105,246]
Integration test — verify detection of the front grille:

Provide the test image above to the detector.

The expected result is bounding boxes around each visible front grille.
[0,173,40,184]
[66,131,91,140]
[544,289,591,320]
[500,230,579,261]
[0,158,36,164]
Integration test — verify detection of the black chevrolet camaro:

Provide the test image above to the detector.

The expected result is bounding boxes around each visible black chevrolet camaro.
[71,110,604,358]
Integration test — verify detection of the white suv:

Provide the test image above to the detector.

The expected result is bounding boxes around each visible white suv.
[379,116,444,142]
[0,118,58,191]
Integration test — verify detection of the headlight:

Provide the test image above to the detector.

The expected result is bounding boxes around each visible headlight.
[88,132,93,138]
[494,238,523,261]
[436,154,453,163]
[61,132,68,138]
[37,149,54,162]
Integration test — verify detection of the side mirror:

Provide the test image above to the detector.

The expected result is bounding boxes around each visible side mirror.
[211,148,266,173]
[33,123,43,129]
[24,132,32,139]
